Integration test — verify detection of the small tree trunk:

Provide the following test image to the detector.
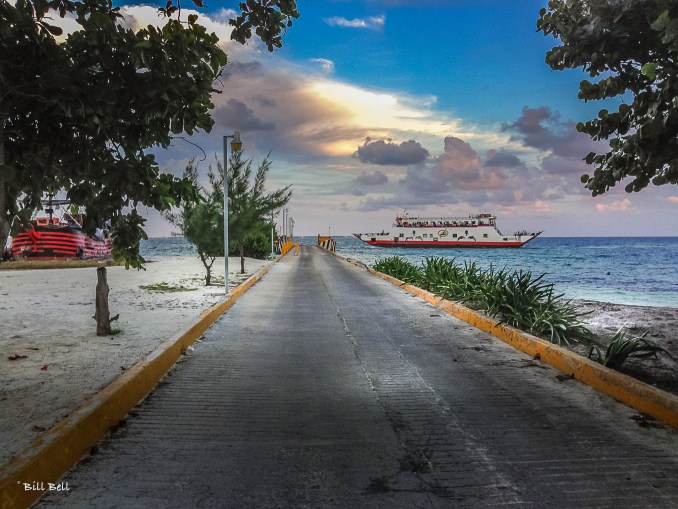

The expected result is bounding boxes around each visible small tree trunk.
[198,251,213,285]
[95,267,113,335]
[0,178,9,261]
[0,122,11,260]
[240,244,245,274]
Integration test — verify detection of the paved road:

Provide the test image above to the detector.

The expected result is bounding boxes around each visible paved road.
[37,246,678,508]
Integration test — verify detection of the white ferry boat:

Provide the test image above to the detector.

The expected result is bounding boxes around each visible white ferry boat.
[354,212,542,248]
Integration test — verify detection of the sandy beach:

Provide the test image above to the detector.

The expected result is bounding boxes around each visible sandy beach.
[1,255,676,466]
[0,256,270,465]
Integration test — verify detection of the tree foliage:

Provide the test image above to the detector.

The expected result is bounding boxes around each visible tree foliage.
[167,154,289,283]
[160,0,300,52]
[0,0,300,268]
[165,159,224,285]
[232,219,276,260]
[228,151,291,273]
[538,0,678,195]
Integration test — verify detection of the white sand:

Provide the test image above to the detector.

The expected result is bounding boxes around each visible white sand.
[0,256,270,464]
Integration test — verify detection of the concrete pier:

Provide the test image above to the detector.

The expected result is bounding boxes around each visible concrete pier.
[35,246,678,508]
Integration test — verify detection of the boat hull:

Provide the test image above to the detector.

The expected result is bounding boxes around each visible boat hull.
[359,238,531,248]
[10,226,112,260]
[353,230,541,249]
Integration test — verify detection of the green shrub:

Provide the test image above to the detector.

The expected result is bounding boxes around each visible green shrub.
[373,256,422,285]
[481,270,595,346]
[420,257,460,293]
[436,261,486,303]
[589,326,666,370]
[373,256,595,347]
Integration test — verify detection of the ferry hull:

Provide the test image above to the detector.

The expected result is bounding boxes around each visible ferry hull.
[10,226,112,260]
[359,238,532,248]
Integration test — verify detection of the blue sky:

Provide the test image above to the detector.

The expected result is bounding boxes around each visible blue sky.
[105,1,677,237]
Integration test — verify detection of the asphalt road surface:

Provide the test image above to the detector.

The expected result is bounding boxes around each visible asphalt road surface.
[36,246,678,508]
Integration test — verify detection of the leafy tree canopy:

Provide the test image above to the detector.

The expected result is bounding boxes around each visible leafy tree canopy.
[538,0,678,195]
[160,0,300,52]
[166,153,289,283]
[165,159,224,285]
[0,0,299,268]
[228,150,290,273]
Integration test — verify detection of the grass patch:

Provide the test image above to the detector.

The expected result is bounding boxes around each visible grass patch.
[139,282,195,293]
[0,259,119,270]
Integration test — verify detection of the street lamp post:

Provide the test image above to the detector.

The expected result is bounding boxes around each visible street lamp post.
[223,131,242,295]
[283,208,289,241]
[271,211,275,259]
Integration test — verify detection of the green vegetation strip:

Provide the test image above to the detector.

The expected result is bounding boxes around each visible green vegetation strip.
[373,256,665,371]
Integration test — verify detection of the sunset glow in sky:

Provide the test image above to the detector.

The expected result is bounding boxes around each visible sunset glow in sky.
[109,0,677,237]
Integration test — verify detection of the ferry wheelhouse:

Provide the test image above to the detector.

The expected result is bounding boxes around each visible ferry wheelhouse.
[354,212,541,248]
[8,200,112,260]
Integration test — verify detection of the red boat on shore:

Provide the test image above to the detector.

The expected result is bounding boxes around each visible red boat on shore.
[7,200,112,261]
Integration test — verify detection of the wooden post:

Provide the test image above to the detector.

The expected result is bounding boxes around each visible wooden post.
[94,266,118,335]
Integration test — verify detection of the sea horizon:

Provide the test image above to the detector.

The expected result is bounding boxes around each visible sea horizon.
[140,236,678,309]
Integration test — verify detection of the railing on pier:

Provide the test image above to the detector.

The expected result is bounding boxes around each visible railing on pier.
[317,235,336,252]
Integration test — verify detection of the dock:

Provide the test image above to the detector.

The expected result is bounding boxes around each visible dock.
[32,246,678,508]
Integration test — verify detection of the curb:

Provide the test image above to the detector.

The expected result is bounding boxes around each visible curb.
[317,246,678,430]
[0,256,283,509]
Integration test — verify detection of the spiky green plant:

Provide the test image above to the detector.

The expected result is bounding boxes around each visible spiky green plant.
[373,256,422,285]
[589,326,666,370]
[482,271,594,346]
[436,261,486,303]
[420,257,459,293]
[374,256,596,346]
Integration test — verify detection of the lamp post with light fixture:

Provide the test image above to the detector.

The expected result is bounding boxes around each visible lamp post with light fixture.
[223,131,242,295]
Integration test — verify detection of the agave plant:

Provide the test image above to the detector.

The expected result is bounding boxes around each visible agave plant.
[420,257,460,293]
[436,261,485,303]
[373,256,422,285]
[589,326,667,370]
[475,269,595,346]
[375,256,596,347]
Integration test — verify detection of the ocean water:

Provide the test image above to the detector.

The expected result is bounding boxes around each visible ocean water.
[141,236,678,308]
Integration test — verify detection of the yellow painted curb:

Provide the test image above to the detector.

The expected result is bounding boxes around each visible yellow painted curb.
[0,256,283,509]
[364,266,678,430]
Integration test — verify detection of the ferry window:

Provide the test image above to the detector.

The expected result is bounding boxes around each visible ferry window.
[452,233,457,238]
[483,233,488,238]
[423,234,428,238]
[503,238,508,241]
[400,233,404,238]
[413,230,416,234]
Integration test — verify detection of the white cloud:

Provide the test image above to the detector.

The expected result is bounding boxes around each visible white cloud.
[324,15,385,30]
[595,198,632,212]
[309,58,335,74]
